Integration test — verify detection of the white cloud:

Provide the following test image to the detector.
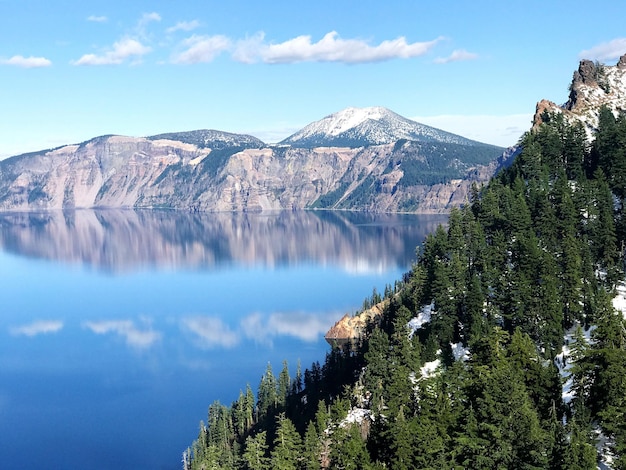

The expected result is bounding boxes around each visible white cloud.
[1,55,52,68]
[139,12,161,26]
[166,20,201,34]
[181,316,239,348]
[83,319,161,349]
[434,49,478,64]
[580,38,626,62]
[10,320,63,337]
[87,15,108,23]
[411,113,533,147]
[171,34,231,64]
[231,32,266,64]
[243,31,443,64]
[73,38,151,65]
[173,31,443,65]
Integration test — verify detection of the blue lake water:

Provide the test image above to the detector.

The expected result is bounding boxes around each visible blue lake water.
[0,209,446,469]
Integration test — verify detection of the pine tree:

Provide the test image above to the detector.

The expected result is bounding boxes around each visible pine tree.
[329,424,372,470]
[277,360,291,408]
[243,431,270,470]
[270,413,302,470]
[258,363,277,417]
[302,421,321,470]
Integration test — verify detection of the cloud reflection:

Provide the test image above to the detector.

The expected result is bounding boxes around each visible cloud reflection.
[83,319,161,349]
[240,311,340,346]
[10,320,64,337]
[181,316,240,349]
[181,311,340,349]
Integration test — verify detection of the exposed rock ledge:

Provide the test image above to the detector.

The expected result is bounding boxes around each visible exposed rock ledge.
[325,300,387,346]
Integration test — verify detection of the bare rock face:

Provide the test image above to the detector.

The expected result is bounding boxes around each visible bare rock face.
[325,301,388,345]
[0,134,506,213]
[572,59,598,87]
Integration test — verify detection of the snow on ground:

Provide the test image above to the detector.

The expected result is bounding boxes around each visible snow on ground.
[612,281,626,319]
[420,358,441,378]
[450,342,470,362]
[420,349,442,378]
[596,427,616,470]
[408,302,434,337]
[555,323,594,405]
[339,407,372,428]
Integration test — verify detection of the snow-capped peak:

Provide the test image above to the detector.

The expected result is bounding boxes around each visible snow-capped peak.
[280,106,488,149]
[313,106,392,137]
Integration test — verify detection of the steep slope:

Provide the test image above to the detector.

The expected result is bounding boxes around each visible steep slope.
[185,56,626,470]
[280,106,487,148]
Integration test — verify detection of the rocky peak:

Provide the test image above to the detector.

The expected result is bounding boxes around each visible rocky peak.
[571,59,599,87]
[533,55,626,137]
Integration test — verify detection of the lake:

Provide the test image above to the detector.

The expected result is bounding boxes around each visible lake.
[0,209,447,470]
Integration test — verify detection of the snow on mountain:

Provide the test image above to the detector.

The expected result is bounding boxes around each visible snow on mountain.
[281,106,488,148]
[534,54,626,139]
[148,129,265,150]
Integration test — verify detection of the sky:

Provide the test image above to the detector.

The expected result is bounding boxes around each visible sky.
[1,0,626,158]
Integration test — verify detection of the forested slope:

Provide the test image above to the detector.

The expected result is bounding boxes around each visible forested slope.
[185,107,626,469]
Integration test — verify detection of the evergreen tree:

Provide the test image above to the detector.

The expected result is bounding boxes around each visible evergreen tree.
[270,414,302,470]
[329,424,372,470]
[243,432,270,470]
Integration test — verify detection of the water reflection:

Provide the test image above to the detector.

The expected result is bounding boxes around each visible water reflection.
[83,319,162,349]
[9,320,64,337]
[0,209,447,272]
[0,209,446,470]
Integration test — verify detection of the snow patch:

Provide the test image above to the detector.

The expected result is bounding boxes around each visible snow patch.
[555,323,595,405]
[408,302,434,336]
[612,281,626,319]
[450,342,470,361]
[339,407,372,428]
[420,358,441,378]
[282,106,479,147]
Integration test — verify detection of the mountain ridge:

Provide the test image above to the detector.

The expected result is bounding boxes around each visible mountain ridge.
[0,107,506,214]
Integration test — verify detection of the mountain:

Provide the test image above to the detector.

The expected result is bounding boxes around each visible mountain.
[533,54,626,135]
[0,109,506,214]
[184,56,626,470]
[280,106,485,148]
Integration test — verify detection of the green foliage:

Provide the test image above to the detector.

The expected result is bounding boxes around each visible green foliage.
[187,111,626,468]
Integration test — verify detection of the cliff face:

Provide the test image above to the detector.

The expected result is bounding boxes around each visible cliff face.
[0,136,508,213]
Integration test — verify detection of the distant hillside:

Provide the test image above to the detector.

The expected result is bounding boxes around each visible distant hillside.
[0,108,507,214]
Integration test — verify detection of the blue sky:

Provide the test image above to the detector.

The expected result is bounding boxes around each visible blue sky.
[1,0,625,157]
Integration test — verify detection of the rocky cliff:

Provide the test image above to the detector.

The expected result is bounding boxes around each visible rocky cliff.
[0,135,507,213]
[533,53,626,135]
[0,107,510,213]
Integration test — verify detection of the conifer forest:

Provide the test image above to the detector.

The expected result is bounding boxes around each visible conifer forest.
[185,107,626,469]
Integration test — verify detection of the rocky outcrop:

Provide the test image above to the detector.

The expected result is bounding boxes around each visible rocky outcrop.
[533,54,626,136]
[0,135,506,213]
[325,301,388,345]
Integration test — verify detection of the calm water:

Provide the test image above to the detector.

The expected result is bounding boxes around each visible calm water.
[0,209,446,470]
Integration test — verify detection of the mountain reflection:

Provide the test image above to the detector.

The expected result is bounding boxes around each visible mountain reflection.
[0,210,447,272]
